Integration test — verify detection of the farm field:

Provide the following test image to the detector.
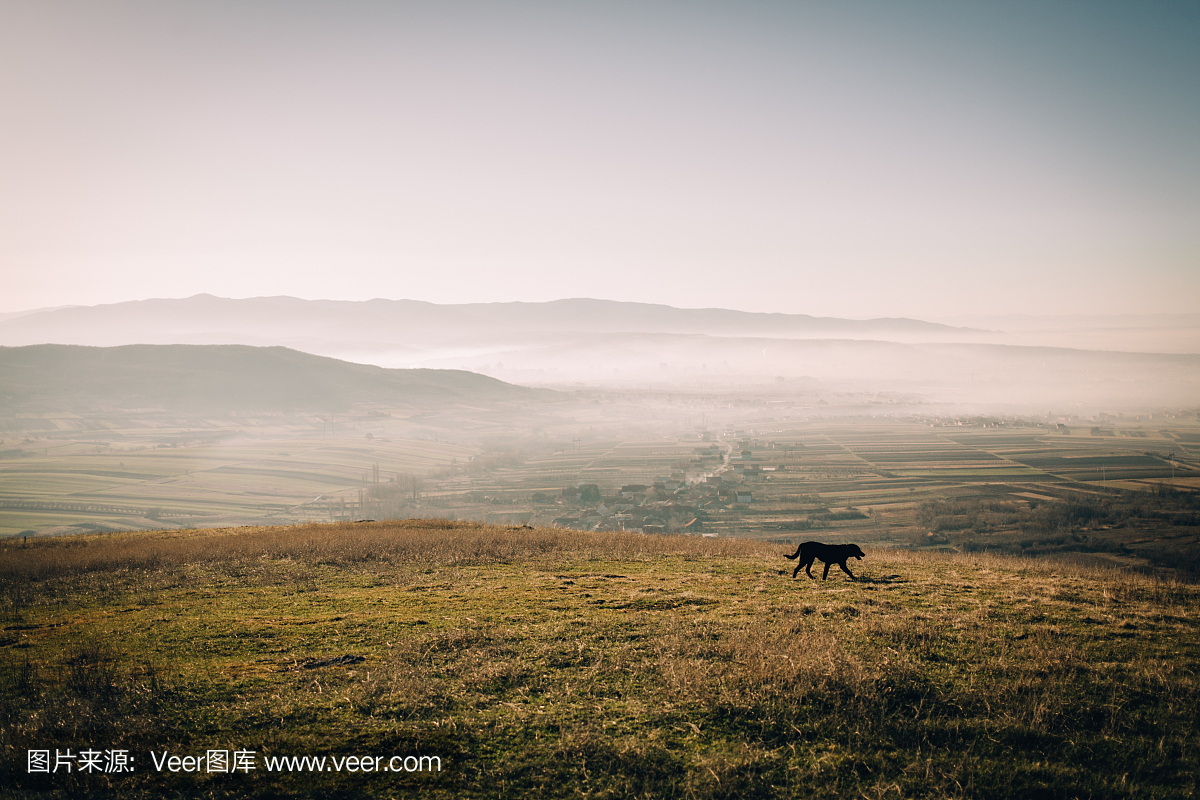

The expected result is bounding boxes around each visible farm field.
[2,521,1197,798]
[408,416,1200,574]
[0,384,712,537]
[0,416,476,537]
[4,400,1199,577]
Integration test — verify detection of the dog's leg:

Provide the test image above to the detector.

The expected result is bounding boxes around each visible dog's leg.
[838,561,857,581]
[822,561,833,580]
[792,562,804,579]
[805,558,817,579]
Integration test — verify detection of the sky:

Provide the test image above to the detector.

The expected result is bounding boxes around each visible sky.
[1,0,1197,318]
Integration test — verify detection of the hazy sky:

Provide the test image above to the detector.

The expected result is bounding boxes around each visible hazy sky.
[2,0,1197,318]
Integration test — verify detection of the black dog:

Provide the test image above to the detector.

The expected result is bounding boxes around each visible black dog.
[785,541,865,580]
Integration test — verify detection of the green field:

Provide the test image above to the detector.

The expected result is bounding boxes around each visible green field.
[2,522,1198,798]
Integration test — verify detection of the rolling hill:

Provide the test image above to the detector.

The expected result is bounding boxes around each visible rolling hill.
[0,344,549,414]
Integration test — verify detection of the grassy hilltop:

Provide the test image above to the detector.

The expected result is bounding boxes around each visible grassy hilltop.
[2,521,1198,799]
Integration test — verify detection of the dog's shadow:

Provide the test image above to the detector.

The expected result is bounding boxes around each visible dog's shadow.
[774,571,906,585]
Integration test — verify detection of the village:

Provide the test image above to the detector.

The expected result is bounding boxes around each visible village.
[512,439,783,535]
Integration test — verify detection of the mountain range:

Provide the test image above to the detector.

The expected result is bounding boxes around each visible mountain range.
[1,296,1196,409]
[0,294,986,351]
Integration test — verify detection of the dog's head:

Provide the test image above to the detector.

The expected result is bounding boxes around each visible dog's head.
[849,544,866,560]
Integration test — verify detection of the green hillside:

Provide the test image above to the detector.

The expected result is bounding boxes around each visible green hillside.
[0,344,546,413]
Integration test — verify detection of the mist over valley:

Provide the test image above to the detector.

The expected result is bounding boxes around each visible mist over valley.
[2,298,1196,580]
[3,295,1196,409]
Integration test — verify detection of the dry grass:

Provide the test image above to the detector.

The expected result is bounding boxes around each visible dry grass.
[2,521,1197,798]
[0,520,772,584]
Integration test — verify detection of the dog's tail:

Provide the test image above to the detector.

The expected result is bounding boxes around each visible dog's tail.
[784,544,802,560]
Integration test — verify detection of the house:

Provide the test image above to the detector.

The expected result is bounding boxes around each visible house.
[736,491,752,503]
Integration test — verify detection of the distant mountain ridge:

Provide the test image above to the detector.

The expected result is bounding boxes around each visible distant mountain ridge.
[2,297,1196,408]
[3,297,1196,362]
[0,294,984,352]
[0,344,545,414]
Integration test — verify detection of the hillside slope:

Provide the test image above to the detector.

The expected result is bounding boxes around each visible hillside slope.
[0,344,549,413]
[2,522,1197,798]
